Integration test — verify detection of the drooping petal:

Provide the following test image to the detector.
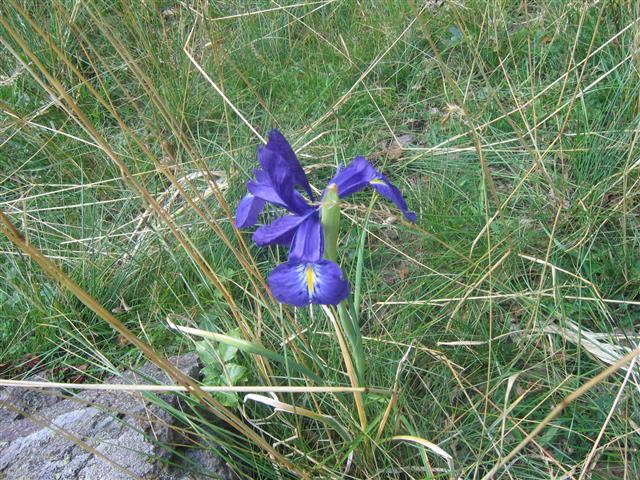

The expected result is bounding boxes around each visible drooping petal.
[369,173,417,222]
[257,149,311,215]
[268,260,349,306]
[327,156,416,222]
[253,214,307,247]
[267,262,308,307]
[289,211,323,262]
[328,156,377,198]
[235,193,265,228]
[309,260,350,305]
[263,129,313,199]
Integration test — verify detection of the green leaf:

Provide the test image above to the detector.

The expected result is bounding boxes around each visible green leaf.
[221,363,247,385]
[214,391,239,408]
[201,364,221,384]
[195,341,219,369]
[217,328,241,362]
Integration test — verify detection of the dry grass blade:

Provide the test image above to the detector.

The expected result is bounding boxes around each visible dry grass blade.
[578,357,637,479]
[375,345,412,442]
[185,0,336,22]
[300,2,428,140]
[125,170,228,259]
[244,394,352,443]
[322,306,368,434]
[245,393,355,474]
[183,19,265,143]
[389,435,454,476]
[544,319,638,376]
[0,378,387,395]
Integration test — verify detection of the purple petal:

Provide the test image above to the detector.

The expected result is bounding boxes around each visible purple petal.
[264,129,313,199]
[370,174,416,222]
[252,214,306,247]
[267,262,309,307]
[268,260,349,307]
[328,156,377,198]
[246,168,295,210]
[289,211,323,262]
[235,193,265,228]
[247,177,287,209]
[257,148,311,215]
[328,156,416,222]
[309,260,350,304]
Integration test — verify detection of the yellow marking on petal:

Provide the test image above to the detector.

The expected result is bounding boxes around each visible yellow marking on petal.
[370,179,386,186]
[305,265,315,296]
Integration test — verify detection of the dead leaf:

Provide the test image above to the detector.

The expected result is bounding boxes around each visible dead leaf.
[541,35,553,45]
[111,297,130,314]
[398,265,410,280]
[69,374,87,384]
[385,142,402,160]
[161,7,178,23]
[441,103,465,125]
[22,354,42,370]
[375,134,415,161]
[381,261,411,285]
[396,134,415,147]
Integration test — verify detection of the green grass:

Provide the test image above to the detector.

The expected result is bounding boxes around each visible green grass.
[2,0,640,478]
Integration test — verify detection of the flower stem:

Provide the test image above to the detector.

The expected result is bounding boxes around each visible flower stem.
[321,185,365,386]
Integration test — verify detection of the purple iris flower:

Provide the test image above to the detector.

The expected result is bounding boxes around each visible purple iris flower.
[235,129,415,306]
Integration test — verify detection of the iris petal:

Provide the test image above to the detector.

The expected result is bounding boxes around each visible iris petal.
[257,149,311,215]
[289,211,323,262]
[328,156,376,198]
[268,260,349,306]
[370,174,416,222]
[252,214,307,247]
[267,262,308,307]
[235,193,265,228]
[246,177,287,209]
[264,129,313,199]
[328,156,416,222]
[237,167,295,217]
[309,260,350,305]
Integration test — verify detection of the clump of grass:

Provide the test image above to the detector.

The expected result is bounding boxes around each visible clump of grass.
[2,0,640,478]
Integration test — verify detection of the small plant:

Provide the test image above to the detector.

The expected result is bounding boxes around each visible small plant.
[196,328,247,408]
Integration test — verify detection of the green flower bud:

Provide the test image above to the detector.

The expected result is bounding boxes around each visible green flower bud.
[320,183,340,262]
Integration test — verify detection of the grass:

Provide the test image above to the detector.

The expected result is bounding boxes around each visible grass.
[1,0,640,478]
